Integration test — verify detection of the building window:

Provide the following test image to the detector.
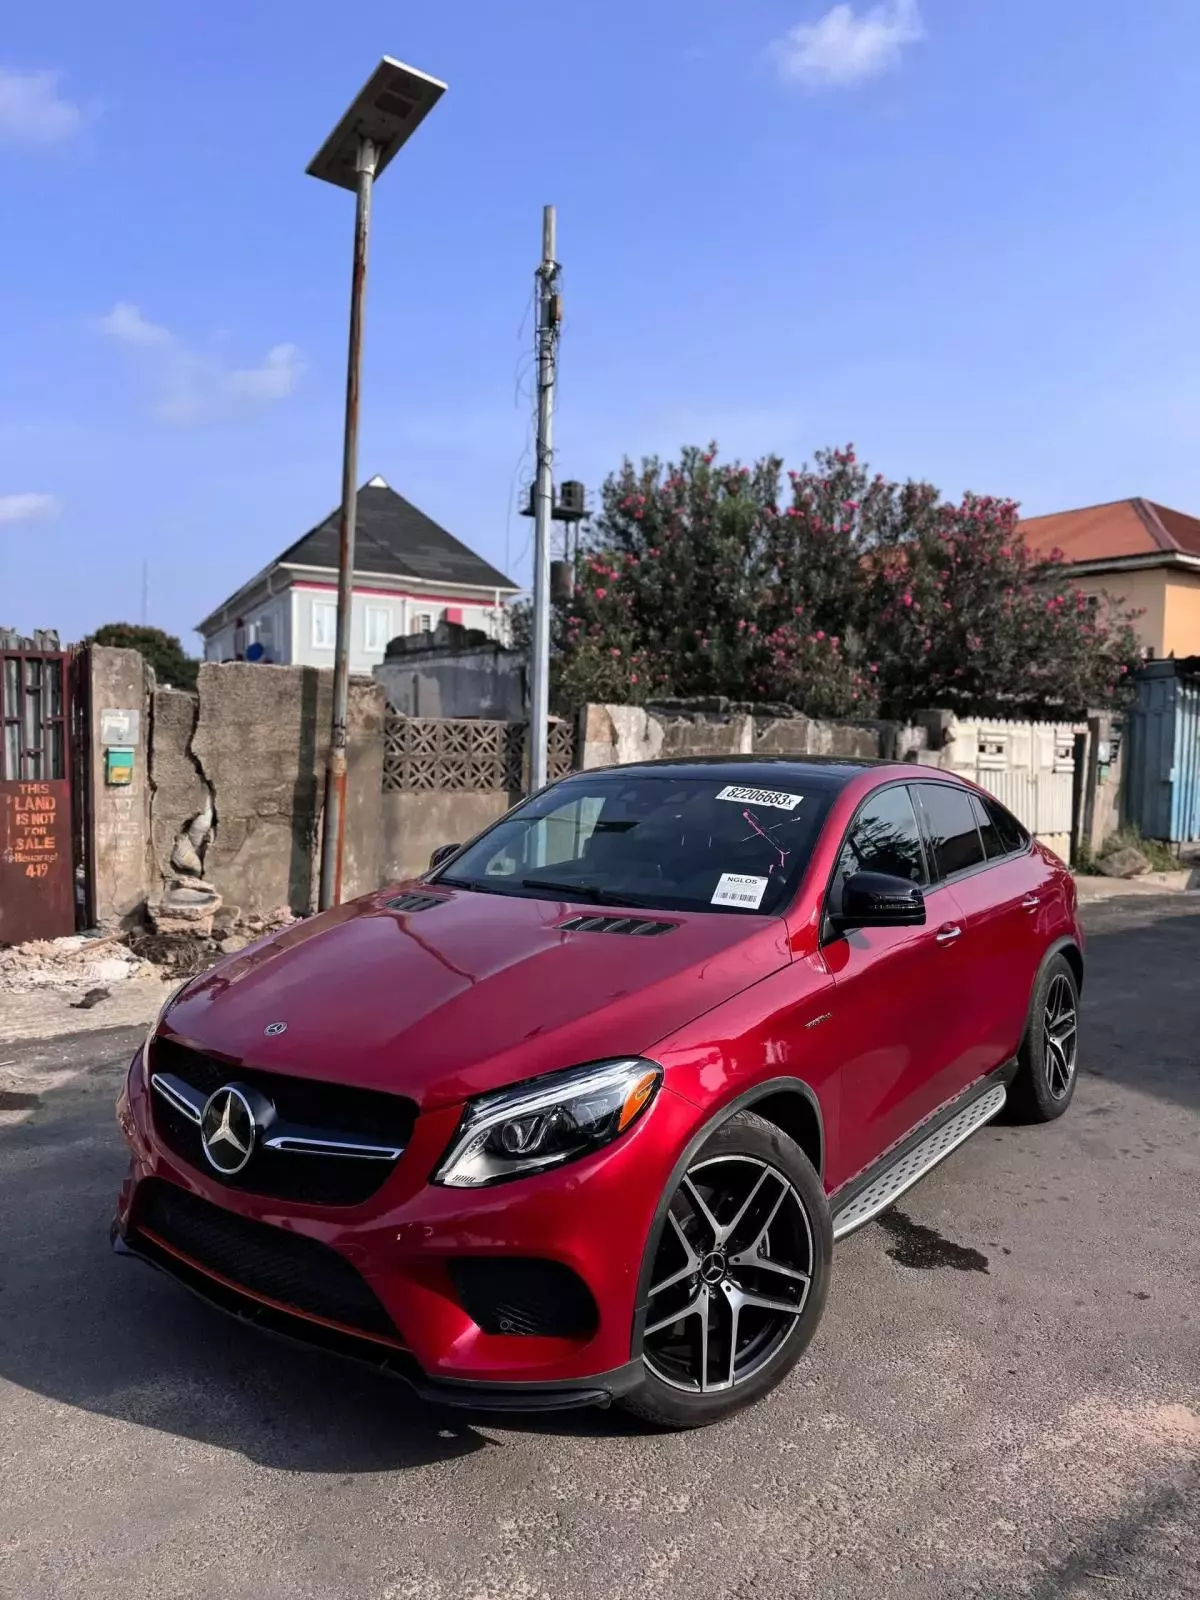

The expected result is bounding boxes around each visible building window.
[312,601,336,649]
[365,605,392,653]
[409,611,435,635]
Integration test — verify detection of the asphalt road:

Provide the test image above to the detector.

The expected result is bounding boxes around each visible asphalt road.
[1,897,1198,1600]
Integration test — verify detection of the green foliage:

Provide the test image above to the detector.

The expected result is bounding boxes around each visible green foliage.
[533,444,1143,720]
[88,623,199,691]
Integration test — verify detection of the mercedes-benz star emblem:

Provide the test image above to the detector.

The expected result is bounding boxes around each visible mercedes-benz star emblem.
[263,1021,287,1037]
[200,1085,257,1176]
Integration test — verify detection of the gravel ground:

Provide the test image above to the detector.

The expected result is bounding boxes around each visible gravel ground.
[0,895,1197,1600]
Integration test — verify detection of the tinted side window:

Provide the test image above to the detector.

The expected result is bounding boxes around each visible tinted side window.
[970,792,1004,860]
[835,785,928,887]
[985,794,1028,854]
[919,784,985,878]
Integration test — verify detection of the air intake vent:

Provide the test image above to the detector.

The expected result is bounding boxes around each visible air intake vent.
[559,914,676,937]
[385,892,446,913]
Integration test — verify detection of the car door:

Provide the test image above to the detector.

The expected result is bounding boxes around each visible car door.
[912,780,1041,1098]
[958,789,1056,1066]
[821,781,974,1188]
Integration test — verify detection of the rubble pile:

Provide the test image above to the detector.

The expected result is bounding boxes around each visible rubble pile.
[126,905,299,977]
[0,934,151,995]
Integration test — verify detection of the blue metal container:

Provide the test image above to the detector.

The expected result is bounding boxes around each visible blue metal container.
[1124,659,1200,842]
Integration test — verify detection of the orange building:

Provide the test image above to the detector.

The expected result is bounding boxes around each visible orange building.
[1020,498,1200,659]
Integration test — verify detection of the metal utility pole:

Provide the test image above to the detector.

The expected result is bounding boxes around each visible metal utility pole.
[528,205,560,796]
[318,135,376,912]
[306,57,446,911]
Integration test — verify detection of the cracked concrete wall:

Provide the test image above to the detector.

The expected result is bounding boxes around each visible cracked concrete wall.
[186,663,384,915]
[149,688,209,885]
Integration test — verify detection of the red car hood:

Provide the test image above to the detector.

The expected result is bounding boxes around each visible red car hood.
[162,885,791,1108]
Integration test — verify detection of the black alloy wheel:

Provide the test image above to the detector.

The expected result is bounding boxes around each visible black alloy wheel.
[1007,952,1081,1123]
[622,1111,831,1428]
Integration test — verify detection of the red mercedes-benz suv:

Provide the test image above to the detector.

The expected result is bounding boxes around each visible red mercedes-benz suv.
[114,758,1083,1427]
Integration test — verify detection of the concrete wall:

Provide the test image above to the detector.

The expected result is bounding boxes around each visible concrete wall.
[181,664,382,914]
[376,642,525,720]
[577,702,881,769]
[89,647,154,929]
[381,791,515,884]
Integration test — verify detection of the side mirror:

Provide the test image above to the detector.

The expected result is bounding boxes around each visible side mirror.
[837,870,925,929]
[429,843,461,870]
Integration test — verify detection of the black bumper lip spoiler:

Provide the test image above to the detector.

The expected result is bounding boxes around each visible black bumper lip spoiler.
[111,1223,640,1414]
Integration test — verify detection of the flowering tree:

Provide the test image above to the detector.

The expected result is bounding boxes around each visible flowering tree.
[534,445,1142,719]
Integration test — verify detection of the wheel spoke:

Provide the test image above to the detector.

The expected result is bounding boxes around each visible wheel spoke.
[727,1172,789,1260]
[696,1286,711,1390]
[644,1289,703,1338]
[648,1211,701,1299]
[720,1165,773,1251]
[731,1252,810,1288]
[680,1176,722,1250]
[728,1285,804,1317]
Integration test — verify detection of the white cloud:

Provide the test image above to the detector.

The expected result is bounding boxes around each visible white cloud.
[99,301,173,349]
[0,68,83,144]
[226,343,305,402]
[773,0,923,89]
[0,492,62,524]
[98,303,306,424]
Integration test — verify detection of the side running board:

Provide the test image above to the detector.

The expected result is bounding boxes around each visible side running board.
[831,1084,1008,1241]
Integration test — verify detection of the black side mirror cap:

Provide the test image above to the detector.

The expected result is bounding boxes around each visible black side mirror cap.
[429,843,461,870]
[838,870,926,929]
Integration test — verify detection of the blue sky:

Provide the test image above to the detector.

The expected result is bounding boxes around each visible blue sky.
[3,0,1200,650]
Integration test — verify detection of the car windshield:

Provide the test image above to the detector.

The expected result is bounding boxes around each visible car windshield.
[436,771,838,916]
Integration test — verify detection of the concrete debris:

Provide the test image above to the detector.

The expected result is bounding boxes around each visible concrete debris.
[1097,846,1150,880]
[127,904,298,978]
[0,934,149,995]
[148,878,223,937]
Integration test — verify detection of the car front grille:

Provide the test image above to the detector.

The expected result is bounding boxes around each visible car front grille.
[132,1178,399,1341]
[148,1037,417,1207]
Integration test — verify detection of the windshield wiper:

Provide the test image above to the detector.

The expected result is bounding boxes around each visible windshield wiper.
[519,877,659,907]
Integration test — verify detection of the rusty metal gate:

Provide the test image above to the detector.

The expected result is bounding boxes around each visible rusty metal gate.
[0,642,77,943]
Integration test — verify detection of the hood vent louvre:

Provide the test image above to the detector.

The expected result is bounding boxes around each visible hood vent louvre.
[385,892,447,913]
[559,914,676,937]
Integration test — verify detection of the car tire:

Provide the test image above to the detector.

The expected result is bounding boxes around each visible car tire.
[619,1110,832,1430]
[1006,953,1080,1124]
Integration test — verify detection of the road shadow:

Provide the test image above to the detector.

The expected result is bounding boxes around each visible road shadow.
[1077,900,1200,1115]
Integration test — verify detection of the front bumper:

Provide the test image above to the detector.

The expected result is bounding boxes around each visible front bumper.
[114,1049,696,1409]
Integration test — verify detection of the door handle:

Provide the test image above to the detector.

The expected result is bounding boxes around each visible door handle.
[1020,895,1041,912]
[936,924,963,945]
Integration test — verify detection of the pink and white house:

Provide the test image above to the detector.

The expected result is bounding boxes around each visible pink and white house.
[196,476,518,670]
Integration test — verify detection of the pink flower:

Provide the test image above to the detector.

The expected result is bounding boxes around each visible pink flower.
[610,648,621,658]
[902,592,913,607]
[630,673,639,684]
[830,636,840,648]
[868,662,879,674]
[595,587,607,599]
[815,630,826,641]
[923,640,932,651]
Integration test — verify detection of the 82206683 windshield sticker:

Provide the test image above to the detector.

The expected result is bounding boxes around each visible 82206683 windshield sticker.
[715,785,803,812]
[712,873,770,910]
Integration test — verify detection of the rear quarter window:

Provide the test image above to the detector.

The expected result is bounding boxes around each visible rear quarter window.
[918,783,986,878]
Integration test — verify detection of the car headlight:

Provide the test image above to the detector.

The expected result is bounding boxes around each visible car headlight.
[434,1058,662,1188]
[140,980,190,1086]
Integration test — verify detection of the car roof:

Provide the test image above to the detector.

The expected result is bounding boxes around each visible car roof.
[562,755,905,791]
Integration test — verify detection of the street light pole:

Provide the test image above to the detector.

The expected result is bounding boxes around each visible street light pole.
[318,134,376,912]
[306,57,446,910]
[528,204,560,796]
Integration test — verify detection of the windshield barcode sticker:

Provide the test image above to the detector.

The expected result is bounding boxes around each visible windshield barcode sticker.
[715,785,803,812]
[712,873,769,910]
